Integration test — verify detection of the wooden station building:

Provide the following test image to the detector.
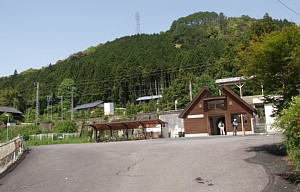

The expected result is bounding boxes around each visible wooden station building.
[179,85,257,136]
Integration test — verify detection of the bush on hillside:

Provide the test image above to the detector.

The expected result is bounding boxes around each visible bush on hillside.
[277,95,300,168]
[0,124,41,142]
[53,121,78,133]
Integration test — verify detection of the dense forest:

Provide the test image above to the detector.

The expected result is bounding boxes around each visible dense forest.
[0,11,299,122]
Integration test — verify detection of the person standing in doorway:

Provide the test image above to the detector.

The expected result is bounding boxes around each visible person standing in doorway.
[218,121,225,135]
[232,118,238,136]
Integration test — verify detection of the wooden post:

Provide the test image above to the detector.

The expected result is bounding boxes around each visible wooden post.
[241,114,245,136]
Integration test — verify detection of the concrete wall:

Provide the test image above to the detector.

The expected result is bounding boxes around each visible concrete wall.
[159,113,183,138]
[264,103,277,132]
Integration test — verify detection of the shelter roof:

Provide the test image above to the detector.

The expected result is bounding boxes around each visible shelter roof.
[74,101,104,110]
[0,106,22,114]
[88,119,165,131]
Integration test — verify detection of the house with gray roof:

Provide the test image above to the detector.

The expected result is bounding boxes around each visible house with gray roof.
[73,101,104,111]
[0,106,23,121]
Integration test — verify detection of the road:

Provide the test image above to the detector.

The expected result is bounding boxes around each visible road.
[0,134,293,192]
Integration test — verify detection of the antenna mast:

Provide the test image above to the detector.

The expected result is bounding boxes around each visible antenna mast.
[135,11,141,34]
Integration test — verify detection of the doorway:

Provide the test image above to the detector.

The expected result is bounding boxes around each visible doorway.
[209,115,226,135]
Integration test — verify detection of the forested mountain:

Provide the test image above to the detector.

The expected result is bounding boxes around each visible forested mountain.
[0,11,296,117]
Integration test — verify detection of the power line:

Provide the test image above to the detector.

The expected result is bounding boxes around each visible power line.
[277,0,300,17]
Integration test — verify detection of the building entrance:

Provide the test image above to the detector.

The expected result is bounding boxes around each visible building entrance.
[209,116,226,135]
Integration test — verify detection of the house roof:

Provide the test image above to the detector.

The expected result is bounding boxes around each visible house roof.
[74,101,104,110]
[178,85,256,119]
[0,106,22,114]
[219,85,256,114]
[136,95,162,101]
[178,86,212,118]
[88,119,166,131]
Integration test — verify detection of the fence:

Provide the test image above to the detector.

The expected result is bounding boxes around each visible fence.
[29,133,79,141]
[0,136,28,174]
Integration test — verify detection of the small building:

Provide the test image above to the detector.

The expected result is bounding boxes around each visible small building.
[0,106,23,122]
[178,86,256,137]
[73,101,104,112]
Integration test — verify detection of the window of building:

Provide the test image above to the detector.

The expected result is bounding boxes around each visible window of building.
[207,99,225,110]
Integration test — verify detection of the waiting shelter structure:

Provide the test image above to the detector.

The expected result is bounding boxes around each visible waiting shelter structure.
[88,119,166,140]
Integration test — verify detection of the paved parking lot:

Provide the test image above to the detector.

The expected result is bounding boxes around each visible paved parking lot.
[0,133,297,192]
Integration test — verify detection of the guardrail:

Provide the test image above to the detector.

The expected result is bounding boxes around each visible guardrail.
[29,133,79,141]
[0,136,28,174]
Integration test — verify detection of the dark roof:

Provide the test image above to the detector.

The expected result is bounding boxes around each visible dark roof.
[74,101,104,110]
[88,119,166,131]
[178,86,212,118]
[0,106,22,114]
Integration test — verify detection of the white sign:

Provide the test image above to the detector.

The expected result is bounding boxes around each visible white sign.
[187,114,204,119]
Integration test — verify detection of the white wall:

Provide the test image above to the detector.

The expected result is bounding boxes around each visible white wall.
[104,103,114,115]
[159,113,183,138]
[264,103,276,132]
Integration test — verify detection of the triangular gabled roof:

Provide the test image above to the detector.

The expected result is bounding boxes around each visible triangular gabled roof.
[178,86,212,118]
[219,85,256,114]
[178,85,256,119]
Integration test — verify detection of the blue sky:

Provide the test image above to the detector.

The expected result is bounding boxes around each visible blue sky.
[1,0,300,77]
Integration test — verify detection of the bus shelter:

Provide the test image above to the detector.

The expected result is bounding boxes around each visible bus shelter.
[88,119,166,141]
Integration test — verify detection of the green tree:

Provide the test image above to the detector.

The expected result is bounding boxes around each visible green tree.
[192,74,219,97]
[238,25,300,113]
[276,95,300,168]
[57,79,77,119]
[0,113,13,124]
[126,102,137,119]
[53,121,78,133]
[57,79,76,98]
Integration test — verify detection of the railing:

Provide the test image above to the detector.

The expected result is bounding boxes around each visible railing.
[0,136,28,174]
[29,133,79,141]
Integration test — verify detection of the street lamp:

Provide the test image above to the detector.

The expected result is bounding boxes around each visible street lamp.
[5,114,9,141]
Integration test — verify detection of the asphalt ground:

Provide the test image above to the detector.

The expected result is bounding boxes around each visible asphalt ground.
[0,133,299,192]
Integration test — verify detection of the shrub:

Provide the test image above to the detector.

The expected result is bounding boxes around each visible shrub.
[53,121,78,133]
[277,95,300,168]
[0,124,41,142]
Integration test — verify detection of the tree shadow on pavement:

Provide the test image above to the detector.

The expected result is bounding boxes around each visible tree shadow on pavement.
[247,143,287,156]
[246,143,299,192]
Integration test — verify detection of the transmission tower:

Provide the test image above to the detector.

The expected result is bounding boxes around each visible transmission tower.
[135,11,141,34]
[47,95,53,121]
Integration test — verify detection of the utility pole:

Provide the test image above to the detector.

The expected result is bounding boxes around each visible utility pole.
[61,96,63,121]
[35,82,40,125]
[155,79,158,95]
[71,87,74,121]
[189,79,193,101]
